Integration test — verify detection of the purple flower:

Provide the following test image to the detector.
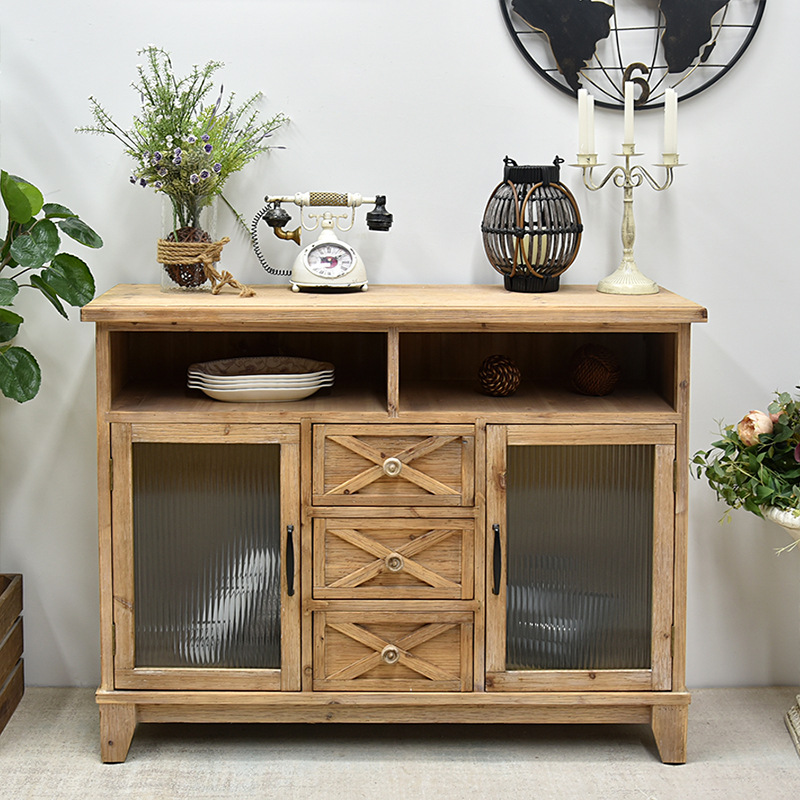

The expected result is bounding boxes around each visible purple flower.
[174,147,182,156]
[213,162,222,174]
[199,169,210,180]
[129,176,137,184]
[201,133,210,142]
[204,143,213,154]
[189,173,200,184]
[187,134,197,144]
[151,151,162,163]
[173,155,182,165]
[139,178,147,187]
[158,167,168,177]
[795,443,800,463]
[154,181,163,189]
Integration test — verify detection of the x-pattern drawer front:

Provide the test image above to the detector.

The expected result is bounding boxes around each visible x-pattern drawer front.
[313,425,475,506]
[313,611,473,692]
[314,518,475,599]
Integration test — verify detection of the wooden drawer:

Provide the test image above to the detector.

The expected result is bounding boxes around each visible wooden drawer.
[313,517,475,600]
[312,424,475,506]
[313,611,473,692]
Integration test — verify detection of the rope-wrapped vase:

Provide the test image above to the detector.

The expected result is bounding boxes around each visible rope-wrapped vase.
[157,237,255,297]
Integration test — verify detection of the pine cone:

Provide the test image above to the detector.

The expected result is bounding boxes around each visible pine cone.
[164,226,212,288]
[479,355,521,397]
[569,344,621,396]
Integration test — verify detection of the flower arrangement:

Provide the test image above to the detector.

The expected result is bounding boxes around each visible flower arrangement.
[692,389,800,532]
[78,46,287,238]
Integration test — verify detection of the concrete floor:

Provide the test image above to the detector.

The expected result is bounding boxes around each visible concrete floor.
[0,687,799,799]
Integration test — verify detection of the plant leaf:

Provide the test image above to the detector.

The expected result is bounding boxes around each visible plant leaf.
[0,307,23,341]
[11,176,45,217]
[0,344,40,402]
[1,170,34,223]
[42,253,95,307]
[30,273,68,318]
[9,218,60,268]
[0,277,19,305]
[43,203,77,219]
[57,217,103,249]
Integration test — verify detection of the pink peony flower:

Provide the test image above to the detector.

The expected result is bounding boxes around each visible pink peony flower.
[795,443,800,463]
[736,410,773,446]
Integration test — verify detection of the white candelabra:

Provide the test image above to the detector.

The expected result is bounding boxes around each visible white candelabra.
[574,85,681,295]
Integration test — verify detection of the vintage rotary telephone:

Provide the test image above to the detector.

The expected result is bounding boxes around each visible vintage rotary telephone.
[251,192,393,292]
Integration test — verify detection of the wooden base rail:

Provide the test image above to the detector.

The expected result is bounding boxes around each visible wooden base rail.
[97,691,690,763]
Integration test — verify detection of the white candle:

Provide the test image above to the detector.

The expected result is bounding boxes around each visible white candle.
[578,89,589,154]
[587,93,595,154]
[664,88,678,155]
[623,82,635,145]
[522,233,548,266]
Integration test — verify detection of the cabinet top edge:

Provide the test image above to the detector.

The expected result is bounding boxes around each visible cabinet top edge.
[81,283,708,327]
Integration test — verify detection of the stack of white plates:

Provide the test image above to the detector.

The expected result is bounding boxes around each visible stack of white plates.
[188,356,334,402]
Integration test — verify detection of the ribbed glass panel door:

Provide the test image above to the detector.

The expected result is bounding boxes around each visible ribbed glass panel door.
[132,442,281,669]
[505,444,653,672]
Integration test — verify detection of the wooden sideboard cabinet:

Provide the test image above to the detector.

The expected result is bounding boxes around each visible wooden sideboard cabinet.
[81,283,706,763]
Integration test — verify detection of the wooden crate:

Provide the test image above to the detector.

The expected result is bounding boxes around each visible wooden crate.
[0,574,24,736]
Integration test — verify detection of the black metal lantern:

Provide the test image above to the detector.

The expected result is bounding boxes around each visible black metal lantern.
[481,156,583,293]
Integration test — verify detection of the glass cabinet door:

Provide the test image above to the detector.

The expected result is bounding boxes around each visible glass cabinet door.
[486,425,675,692]
[110,423,300,691]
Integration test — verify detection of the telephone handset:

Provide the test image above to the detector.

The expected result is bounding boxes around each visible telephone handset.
[251,192,393,292]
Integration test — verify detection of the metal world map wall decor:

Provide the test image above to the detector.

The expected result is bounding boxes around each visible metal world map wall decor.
[500,0,766,108]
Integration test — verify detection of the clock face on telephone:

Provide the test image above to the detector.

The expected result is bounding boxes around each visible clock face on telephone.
[304,241,356,279]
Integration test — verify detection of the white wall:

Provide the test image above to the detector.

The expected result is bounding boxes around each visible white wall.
[1,1,797,688]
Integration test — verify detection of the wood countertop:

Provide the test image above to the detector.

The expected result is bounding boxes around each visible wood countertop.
[81,283,707,331]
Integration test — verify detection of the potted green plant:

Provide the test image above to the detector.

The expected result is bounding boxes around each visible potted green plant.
[692,388,800,551]
[1,171,102,402]
[78,45,286,292]
[0,169,102,734]
[693,387,800,755]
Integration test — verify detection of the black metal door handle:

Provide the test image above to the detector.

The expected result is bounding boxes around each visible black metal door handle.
[492,523,501,595]
[286,525,295,597]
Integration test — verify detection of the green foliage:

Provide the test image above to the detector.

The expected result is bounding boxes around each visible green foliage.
[78,46,287,231]
[692,389,800,519]
[0,170,102,402]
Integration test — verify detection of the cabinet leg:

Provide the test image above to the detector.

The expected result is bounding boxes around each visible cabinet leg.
[99,703,137,763]
[651,704,688,764]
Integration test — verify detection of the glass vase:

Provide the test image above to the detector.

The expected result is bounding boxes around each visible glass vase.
[160,196,218,292]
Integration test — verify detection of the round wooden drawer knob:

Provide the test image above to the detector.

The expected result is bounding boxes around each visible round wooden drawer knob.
[383,457,403,477]
[381,644,400,665]
[385,553,405,573]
